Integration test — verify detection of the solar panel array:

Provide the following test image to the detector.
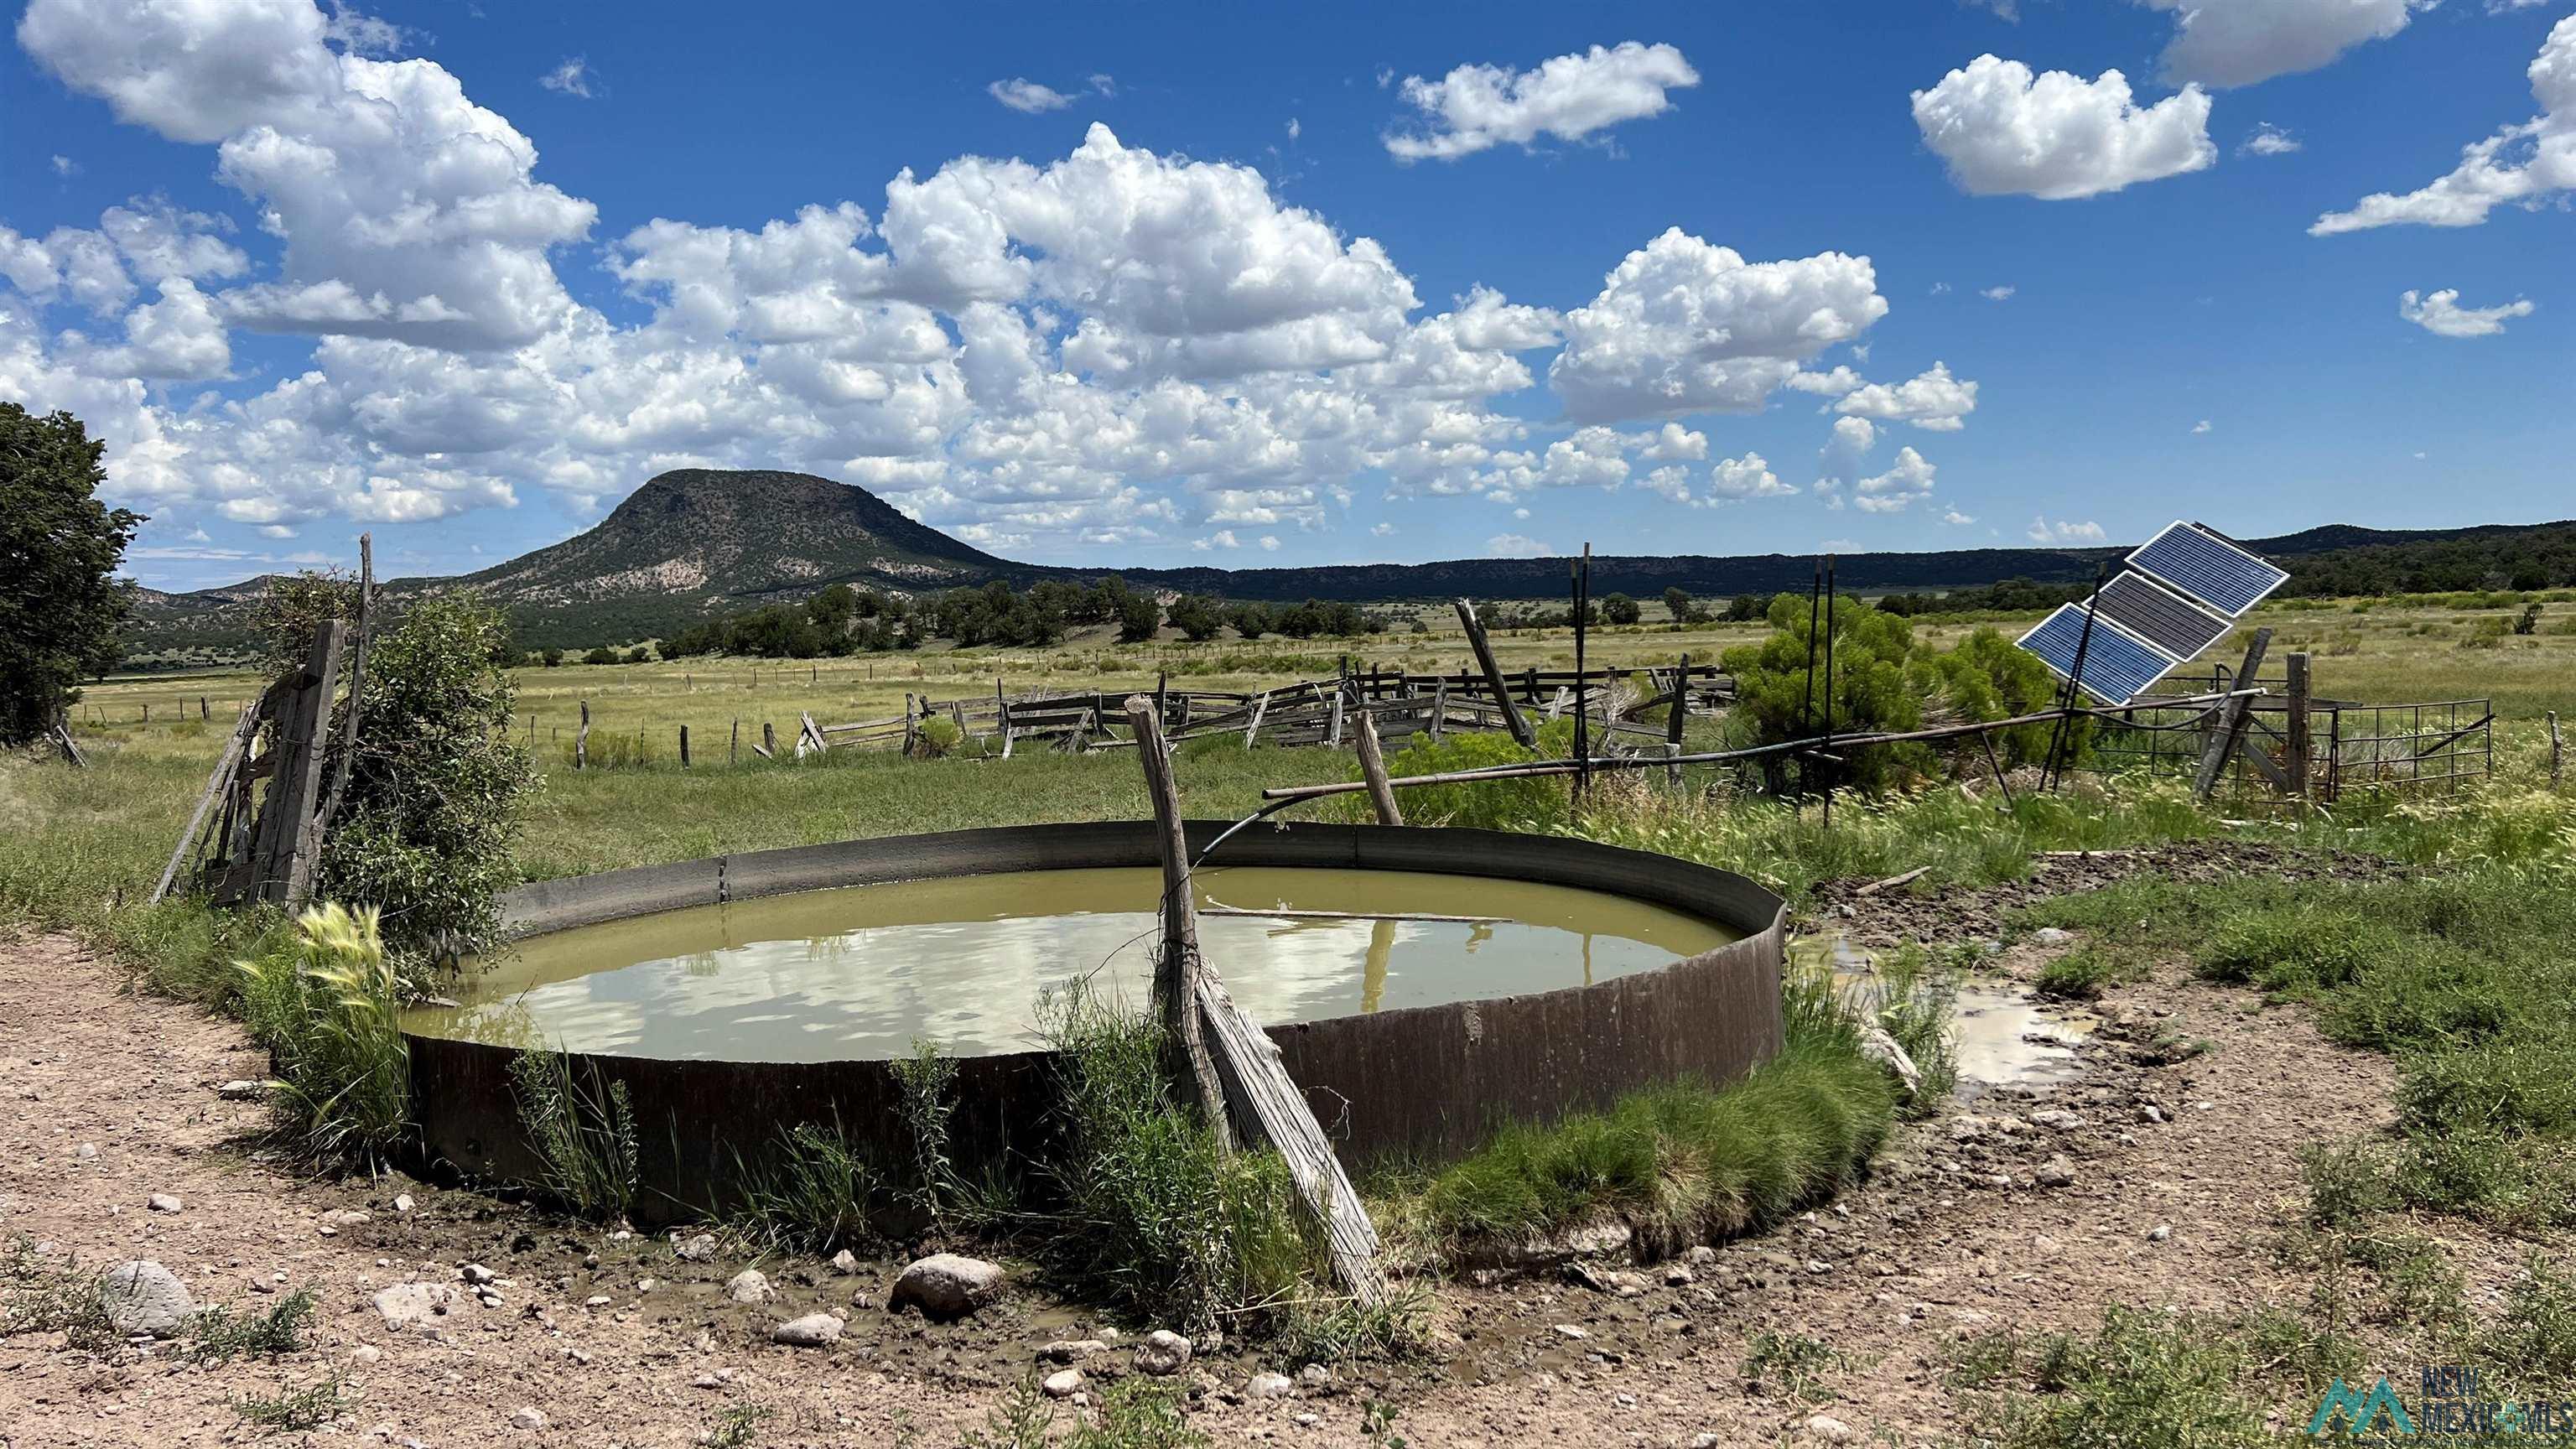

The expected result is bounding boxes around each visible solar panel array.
[2011,520,2286,705]
[2127,522,2289,617]
[2093,571,2231,660]
[2017,605,2175,706]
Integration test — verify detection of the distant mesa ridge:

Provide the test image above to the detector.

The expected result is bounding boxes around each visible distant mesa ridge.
[129,467,2575,652]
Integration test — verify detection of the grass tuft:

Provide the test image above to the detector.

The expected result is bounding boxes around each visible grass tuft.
[508,1046,640,1221]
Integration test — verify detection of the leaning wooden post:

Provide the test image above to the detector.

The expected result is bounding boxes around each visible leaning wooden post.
[575,700,590,770]
[273,620,347,907]
[1326,692,1346,750]
[1123,696,1231,1142]
[1243,690,1270,750]
[761,721,776,758]
[2283,652,2312,804]
[316,535,375,835]
[1353,710,1405,826]
[2193,627,2273,801]
[678,724,691,769]
[153,703,260,902]
[730,719,740,766]
[2550,710,2563,789]
[1453,599,1534,748]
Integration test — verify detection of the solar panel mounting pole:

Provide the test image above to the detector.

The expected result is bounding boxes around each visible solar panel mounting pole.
[1819,554,1836,829]
[2040,564,2110,792]
[1571,544,1591,804]
[1796,558,1822,798]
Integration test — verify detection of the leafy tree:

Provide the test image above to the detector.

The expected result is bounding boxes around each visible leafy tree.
[624,645,654,664]
[1664,586,1695,624]
[1602,592,1642,626]
[582,646,617,665]
[317,592,537,969]
[0,404,142,744]
[541,648,564,667]
[1724,594,1767,622]
[1116,590,1162,642]
[1719,595,1927,791]
[1228,601,1274,640]
[1167,595,1225,641]
[1911,626,2081,766]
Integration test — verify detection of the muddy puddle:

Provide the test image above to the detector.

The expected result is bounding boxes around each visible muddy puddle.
[407,865,1737,1062]
[1790,932,2097,1101]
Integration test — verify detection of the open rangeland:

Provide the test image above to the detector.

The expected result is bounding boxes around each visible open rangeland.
[7,600,2574,1449]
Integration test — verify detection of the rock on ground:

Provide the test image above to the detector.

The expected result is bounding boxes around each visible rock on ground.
[726,1269,772,1304]
[100,1260,191,1337]
[1246,1371,1295,1400]
[372,1280,460,1330]
[1042,1368,1084,1399]
[890,1254,1005,1321]
[1134,1329,1192,1376]
[771,1313,844,1347]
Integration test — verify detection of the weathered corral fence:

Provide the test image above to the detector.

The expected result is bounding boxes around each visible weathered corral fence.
[2090,647,2493,801]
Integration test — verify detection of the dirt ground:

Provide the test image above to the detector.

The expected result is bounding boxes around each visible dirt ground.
[1,855,2422,1448]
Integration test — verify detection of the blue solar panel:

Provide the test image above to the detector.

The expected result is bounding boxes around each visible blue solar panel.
[2127,522,2288,618]
[2016,605,2174,706]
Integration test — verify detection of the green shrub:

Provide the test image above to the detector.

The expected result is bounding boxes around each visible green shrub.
[911,715,964,760]
[317,591,538,968]
[186,1287,319,1362]
[1352,719,1577,832]
[233,904,410,1166]
[2034,945,2137,1002]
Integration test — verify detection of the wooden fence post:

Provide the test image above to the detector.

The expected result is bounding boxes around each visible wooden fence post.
[270,620,347,906]
[761,721,776,758]
[1453,599,1534,748]
[1353,711,1404,826]
[2550,710,2563,789]
[2284,652,2311,803]
[730,719,740,766]
[678,724,690,769]
[1123,697,1230,1138]
[1668,652,1690,750]
[1430,678,1447,742]
[576,701,590,770]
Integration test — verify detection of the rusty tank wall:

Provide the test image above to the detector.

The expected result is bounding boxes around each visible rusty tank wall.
[405,821,1787,1221]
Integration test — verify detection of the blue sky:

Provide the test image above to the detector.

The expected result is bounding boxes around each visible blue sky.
[4,0,2568,590]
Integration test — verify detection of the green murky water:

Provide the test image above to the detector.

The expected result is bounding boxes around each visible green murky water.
[404,866,1736,1063]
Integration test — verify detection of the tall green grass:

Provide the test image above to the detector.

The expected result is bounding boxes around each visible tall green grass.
[233,904,412,1166]
[1028,980,1325,1335]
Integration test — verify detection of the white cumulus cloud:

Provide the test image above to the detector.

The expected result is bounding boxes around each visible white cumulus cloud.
[2399,288,2537,337]
[1853,446,1936,513]
[1486,532,1554,558]
[1832,361,1979,432]
[1912,55,2215,200]
[2028,516,2107,544]
[1550,228,1886,423]
[2242,122,2303,156]
[1385,42,1698,161]
[2312,16,2576,234]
